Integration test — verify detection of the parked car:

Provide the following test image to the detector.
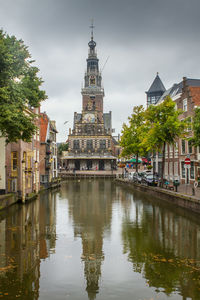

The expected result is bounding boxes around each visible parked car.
[128,172,137,180]
[141,173,159,186]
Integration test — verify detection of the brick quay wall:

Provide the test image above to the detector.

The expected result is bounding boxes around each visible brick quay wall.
[115,178,200,214]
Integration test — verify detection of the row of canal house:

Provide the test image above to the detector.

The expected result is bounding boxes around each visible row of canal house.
[146,75,200,184]
[0,106,58,200]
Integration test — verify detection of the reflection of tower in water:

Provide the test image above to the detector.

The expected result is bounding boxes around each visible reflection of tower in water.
[65,179,114,300]
[81,230,104,300]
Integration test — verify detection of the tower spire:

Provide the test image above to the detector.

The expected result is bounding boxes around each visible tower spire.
[90,19,95,40]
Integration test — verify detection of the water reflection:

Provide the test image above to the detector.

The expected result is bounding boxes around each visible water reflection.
[60,179,113,300]
[0,190,57,299]
[0,180,200,299]
[119,188,200,299]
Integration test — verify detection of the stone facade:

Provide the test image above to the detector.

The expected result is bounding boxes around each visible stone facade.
[63,30,117,170]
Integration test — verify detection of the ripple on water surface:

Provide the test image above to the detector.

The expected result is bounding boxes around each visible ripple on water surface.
[0,179,200,299]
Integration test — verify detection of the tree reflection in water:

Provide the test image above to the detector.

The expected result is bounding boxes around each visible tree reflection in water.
[120,189,200,300]
[1,180,200,300]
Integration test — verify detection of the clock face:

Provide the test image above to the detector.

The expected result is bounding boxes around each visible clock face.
[83,113,95,123]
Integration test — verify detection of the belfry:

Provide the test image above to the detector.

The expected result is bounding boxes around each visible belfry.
[65,25,117,171]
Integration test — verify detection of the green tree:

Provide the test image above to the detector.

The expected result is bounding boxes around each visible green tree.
[120,105,147,172]
[0,30,47,143]
[142,96,186,185]
[58,143,69,155]
[190,107,200,147]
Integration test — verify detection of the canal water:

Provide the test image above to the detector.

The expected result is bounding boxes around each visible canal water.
[0,179,200,300]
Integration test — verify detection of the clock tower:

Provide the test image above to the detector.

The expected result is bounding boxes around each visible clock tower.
[64,25,116,171]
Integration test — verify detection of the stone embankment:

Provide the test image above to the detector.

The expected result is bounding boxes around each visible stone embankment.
[59,170,116,179]
[0,178,61,211]
[116,178,200,214]
[0,193,18,210]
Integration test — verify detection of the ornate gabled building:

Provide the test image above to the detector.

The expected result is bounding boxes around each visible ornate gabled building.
[65,28,116,171]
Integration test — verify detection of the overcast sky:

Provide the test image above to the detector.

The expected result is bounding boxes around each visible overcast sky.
[1,0,200,142]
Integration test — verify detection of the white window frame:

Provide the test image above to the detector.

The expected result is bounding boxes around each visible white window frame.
[190,162,195,180]
[174,142,178,158]
[181,161,186,179]
[183,98,188,111]
[181,139,186,154]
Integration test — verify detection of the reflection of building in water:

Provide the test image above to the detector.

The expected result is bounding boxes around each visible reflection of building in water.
[64,179,114,300]
[0,190,57,299]
[121,189,200,298]
[82,231,104,300]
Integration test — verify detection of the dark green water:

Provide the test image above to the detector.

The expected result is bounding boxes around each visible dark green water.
[0,179,200,300]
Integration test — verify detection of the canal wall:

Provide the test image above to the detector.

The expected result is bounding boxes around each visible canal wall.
[0,193,18,210]
[0,179,61,211]
[60,172,116,179]
[116,179,200,214]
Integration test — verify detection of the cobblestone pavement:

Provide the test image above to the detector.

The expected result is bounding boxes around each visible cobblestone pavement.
[176,183,200,198]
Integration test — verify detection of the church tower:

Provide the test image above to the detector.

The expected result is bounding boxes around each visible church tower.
[65,24,116,171]
[81,24,105,134]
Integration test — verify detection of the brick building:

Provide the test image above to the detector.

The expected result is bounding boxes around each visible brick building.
[40,112,58,188]
[148,76,200,184]
[63,27,117,170]
[5,107,40,201]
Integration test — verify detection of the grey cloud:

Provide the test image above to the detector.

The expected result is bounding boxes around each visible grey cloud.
[1,0,200,141]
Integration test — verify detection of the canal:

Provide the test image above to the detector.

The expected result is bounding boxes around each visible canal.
[0,179,200,300]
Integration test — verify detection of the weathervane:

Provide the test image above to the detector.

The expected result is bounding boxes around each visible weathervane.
[90,19,95,40]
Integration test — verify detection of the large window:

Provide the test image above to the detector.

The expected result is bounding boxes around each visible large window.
[183,98,188,111]
[181,140,186,154]
[12,152,18,170]
[73,140,80,149]
[181,162,186,178]
[190,162,194,179]
[188,140,193,154]
[187,117,192,131]
[174,142,178,158]
[100,140,106,149]
[87,140,93,150]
